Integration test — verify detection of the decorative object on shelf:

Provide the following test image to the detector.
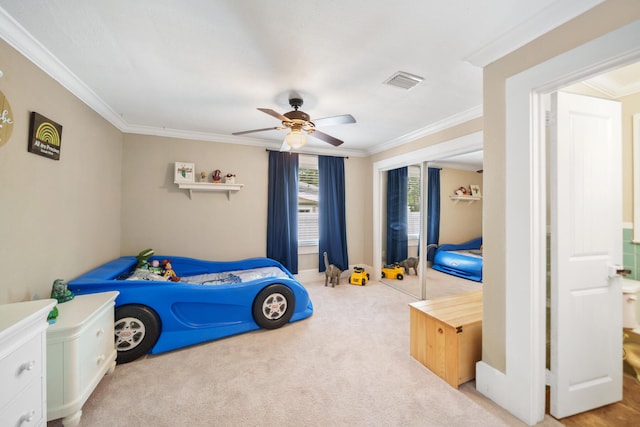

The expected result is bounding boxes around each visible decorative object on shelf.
[455,186,468,196]
[199,171,207,182]
[212,169,222,183]
[51,279,75,303]
[470,185,481,197]
[28,111,63,160]
[225,173,236,184]
[174,162,195,183]
[0,89,15,148]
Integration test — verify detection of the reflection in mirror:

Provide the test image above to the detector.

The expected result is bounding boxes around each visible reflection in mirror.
[381,165,421,297]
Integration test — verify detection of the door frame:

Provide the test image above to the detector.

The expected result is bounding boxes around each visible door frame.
[372,131,483,299]
[475,20,640,425]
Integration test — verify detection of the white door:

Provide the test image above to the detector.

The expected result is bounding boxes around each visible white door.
[549,91,622,418]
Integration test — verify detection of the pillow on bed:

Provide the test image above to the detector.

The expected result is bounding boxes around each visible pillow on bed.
[126,268,169,281]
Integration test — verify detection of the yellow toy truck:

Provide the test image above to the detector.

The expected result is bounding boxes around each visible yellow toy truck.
[349,267,370,286]
[381,263,404,280]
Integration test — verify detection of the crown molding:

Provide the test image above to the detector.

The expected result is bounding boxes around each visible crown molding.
[0,6,129,129]
[366,105,483,156]
[464,0,604,67]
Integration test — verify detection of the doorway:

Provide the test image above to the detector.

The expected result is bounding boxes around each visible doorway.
[546,64,640,423]
[475,20,640,425]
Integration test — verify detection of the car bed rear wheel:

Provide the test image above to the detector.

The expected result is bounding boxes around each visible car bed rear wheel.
[114,305,160,364]
[252,284,295,329]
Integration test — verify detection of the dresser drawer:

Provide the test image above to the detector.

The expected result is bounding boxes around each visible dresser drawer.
[0,378,44,427]
[78,304,115,390]
[0,333,42,405]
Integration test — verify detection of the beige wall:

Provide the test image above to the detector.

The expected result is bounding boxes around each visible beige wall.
[482,0,640,371]
[121,134,370,271]
[439,169,483,244]
[0,40,123,304]
[622,92,640,223]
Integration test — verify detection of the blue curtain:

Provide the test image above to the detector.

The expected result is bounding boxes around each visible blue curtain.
[427,167,441,262]
[386,167,408,264]
[267,151,299,274]
[318,155,348,272]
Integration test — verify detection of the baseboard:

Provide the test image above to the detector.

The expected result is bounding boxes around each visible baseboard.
[476,361,543,426]
[295,264,375,284]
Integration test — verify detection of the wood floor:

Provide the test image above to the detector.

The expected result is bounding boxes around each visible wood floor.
[555,373,640,427]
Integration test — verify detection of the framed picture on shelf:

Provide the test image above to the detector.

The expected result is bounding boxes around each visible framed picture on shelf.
[470,185,481,197]
[174,162,195,183]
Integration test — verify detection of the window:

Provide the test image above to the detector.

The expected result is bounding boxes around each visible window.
[407,165,421,239]
[298,155,318,247]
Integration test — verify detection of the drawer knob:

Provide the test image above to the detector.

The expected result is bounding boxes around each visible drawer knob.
[437,328,444,334]
[97,354,105,365]
[96,328,104,337]
[19,410,35,423]
[19,360,36,373]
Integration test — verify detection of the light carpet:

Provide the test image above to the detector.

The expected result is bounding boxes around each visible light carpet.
[48,277,562,427]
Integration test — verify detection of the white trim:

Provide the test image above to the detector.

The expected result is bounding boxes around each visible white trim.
[367,106,482,155]
[372,131,483,284]
[475,20,640,426]
[633,114,640,243]
[464,0,604,67]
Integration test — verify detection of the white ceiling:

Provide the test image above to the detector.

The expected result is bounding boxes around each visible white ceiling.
[0,1,604,157]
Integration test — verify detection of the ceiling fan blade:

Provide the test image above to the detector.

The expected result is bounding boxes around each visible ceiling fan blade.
[257,108,290,122]
[310,129,344,146]
[232,127,280,136]
[312,114,356,126]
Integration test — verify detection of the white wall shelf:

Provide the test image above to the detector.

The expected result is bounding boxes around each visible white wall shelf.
[176,182,244,200]
[449,195,481,205]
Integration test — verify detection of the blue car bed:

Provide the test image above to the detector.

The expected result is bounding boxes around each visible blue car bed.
[68,255,313,363]
[432,237,483,282]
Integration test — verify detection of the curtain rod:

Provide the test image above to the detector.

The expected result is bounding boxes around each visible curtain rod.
[264,148,348,159]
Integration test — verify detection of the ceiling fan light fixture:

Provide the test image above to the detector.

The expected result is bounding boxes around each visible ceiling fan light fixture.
[285,129,306,149]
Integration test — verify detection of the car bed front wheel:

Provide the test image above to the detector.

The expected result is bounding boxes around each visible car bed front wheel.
[114,305,161,364]
[252,284,295,329]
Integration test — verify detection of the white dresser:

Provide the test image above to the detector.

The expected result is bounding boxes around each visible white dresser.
[46,291,118,427]
[0,298,57,427]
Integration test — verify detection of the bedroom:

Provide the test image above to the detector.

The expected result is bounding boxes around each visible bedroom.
[1,2,639,426]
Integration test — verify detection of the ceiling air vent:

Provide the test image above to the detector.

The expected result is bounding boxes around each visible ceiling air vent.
[384,71,424,90]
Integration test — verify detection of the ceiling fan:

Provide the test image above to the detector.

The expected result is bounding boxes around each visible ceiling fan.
[232,97,356,149]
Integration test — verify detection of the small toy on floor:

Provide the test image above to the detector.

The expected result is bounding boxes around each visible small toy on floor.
[349,267,369,286]
[323,252,342,287]
[399,257,419,275]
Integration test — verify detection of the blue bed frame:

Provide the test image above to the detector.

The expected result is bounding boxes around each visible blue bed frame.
[432,237,483,282]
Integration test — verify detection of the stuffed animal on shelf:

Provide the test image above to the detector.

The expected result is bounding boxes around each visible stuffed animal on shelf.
[200,171,207,182]
[212,170,222,183]
[225,173,236,184]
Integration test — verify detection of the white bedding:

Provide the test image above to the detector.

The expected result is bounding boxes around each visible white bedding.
[448,249,483,259]
[180,266,288,285]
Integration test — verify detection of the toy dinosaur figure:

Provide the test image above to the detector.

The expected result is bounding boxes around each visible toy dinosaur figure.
[323,252,342,287]
[399,257,419,275]
[51,279,74,303]
[136,248,154,269]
